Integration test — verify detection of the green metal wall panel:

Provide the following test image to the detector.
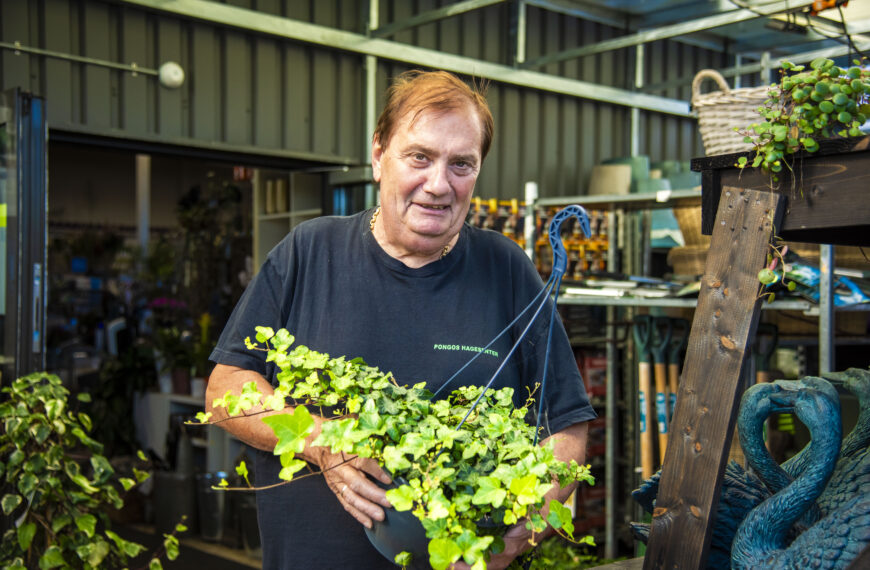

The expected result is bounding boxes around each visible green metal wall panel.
[190,23,220,141]
[44,0,75,125]
[0,0,727,197]
[120,7,149,133]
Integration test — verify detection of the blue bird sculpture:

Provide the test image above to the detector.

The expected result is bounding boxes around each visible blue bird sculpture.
[630,375,847,568]
[731,379,870,569]
[815,368,870,518]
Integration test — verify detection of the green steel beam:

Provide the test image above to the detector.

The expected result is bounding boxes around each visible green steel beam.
[521,0,815,69]
[117,0,691,117]
[372,0,506,38]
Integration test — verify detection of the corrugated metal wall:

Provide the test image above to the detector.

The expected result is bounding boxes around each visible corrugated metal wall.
[0,0,733,200]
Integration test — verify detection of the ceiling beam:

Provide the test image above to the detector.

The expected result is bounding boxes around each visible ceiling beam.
[371,0,506,38]
[641,40,870,93]
[525,0,726,51]
[521,0,814,69]
[116,0,691,117]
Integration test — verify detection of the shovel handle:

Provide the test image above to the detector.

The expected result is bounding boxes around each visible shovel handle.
[668,362,680,420]
[639,361,654,479]
[654,362,669,462]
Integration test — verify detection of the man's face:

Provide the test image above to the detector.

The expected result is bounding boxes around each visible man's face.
[372,104,482,255]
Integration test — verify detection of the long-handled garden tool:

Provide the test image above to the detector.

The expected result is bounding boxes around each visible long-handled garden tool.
[650,316,672,465]
[633,314,655,480]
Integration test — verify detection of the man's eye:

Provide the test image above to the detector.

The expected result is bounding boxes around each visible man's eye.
[413,153,427,161]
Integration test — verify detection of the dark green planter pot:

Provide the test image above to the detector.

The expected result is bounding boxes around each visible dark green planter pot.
[365,478,430,569]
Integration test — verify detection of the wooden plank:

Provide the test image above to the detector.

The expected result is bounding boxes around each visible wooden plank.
[846,543,870,570]
[593,558,644,570]
[643,185,786,570]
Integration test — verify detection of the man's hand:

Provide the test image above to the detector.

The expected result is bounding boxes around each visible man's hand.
[316,449,393,528]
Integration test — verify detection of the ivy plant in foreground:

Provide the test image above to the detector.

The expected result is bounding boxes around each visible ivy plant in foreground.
[0,373,185,569]
[735,58,870,182]
[197,327,595,570]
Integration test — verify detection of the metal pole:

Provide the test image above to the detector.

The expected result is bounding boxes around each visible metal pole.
[604,208,618,560]
[365,1,379,208]
[631,44,644,158]
[135,154,151,253]
[818,244,834,373]
[524,181,538,261]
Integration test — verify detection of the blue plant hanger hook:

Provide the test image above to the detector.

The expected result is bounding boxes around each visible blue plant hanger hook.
[433,204,592,444]
[548,205,593,281]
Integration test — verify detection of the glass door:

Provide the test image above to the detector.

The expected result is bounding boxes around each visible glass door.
[0,88,47,384]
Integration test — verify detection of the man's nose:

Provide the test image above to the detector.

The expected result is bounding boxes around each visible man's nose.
[423,162,451,195]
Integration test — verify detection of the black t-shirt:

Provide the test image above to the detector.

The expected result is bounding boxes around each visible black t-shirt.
[211,208,596,569]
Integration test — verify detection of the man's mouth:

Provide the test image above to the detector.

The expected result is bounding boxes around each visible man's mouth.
[418,204,449,211]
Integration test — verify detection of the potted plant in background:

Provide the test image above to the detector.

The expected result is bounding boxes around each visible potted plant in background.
[734,57,870,181]
[195,328,595,570]
[0,373,186,569]
[152,325,194,395]
[191,312,215,399]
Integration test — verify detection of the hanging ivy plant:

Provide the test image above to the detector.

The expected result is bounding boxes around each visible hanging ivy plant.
[735,57,870,180]
[196,327,595,570]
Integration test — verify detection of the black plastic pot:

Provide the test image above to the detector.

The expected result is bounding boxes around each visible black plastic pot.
[365,478,430,569]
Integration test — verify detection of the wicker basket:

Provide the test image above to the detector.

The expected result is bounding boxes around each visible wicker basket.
[692,69,770,156]
[673,205,711,247]
[667,244,710,277]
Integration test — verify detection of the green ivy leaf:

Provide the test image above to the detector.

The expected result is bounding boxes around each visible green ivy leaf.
[236,461,251,486]
[18,473,38,497]
[119,477,136,492]
[254,326,275,343]
[75,513,97,538]
[164,533,181,560]
[44,398,64,420]
[149,557,163,570]
[277,453,307,481]
[51,514,72,533]
[510,474,545,506]
[547,499,575,537]
[263,406,315,455]
[428,538,462,570]
[472,476,507,508]
[17,522,36,551]
[269,328,295,353]
[382,445,412,474]
[38,545,66,569]
[386,484,417,511]
[90,454,114,485]
[2,493,22,515]
[105,529,147,557]
[75,539,110,566]
[394,551,413,567]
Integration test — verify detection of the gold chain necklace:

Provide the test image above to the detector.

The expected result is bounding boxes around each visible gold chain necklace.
[369,206,450,259]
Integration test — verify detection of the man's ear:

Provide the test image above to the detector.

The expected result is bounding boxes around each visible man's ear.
[371,137,383,182]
